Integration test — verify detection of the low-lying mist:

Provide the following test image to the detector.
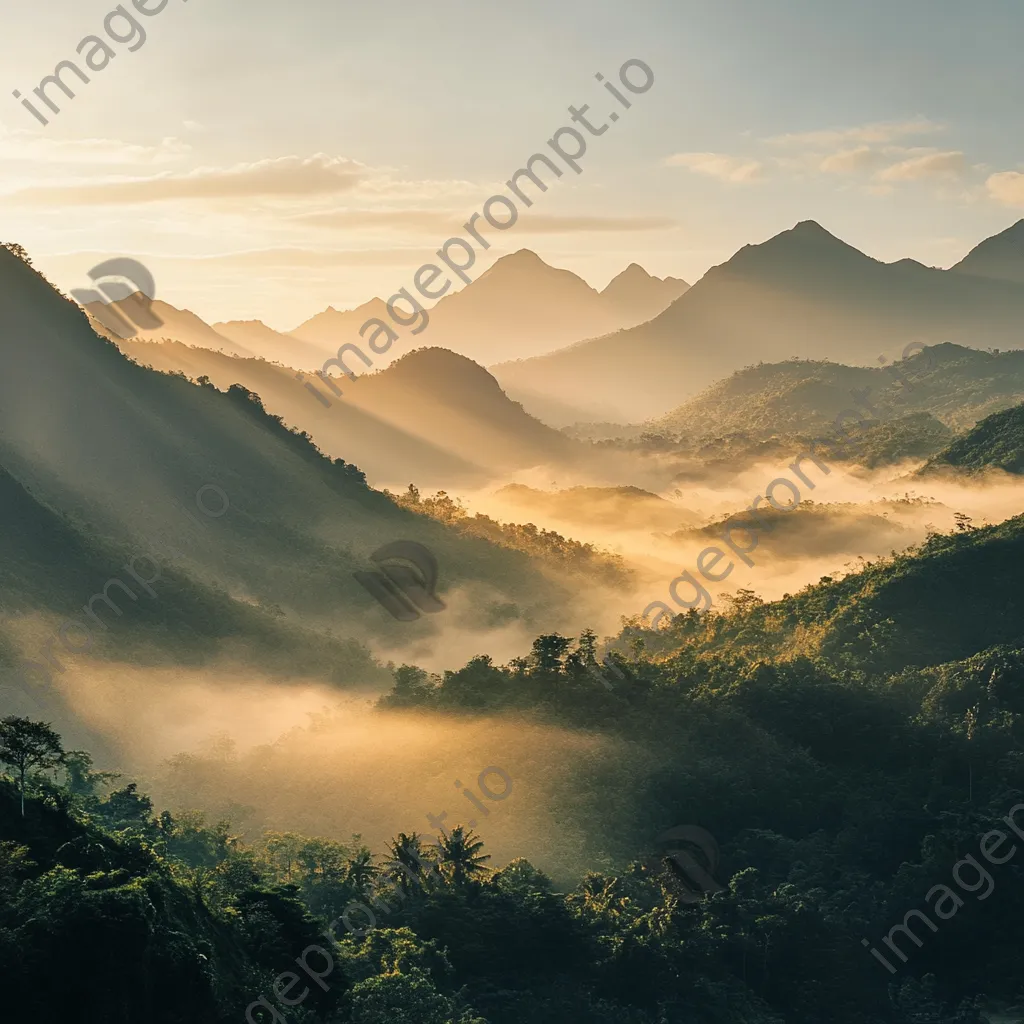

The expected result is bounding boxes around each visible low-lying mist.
[29,661,662,885]
[442,455,1024,622]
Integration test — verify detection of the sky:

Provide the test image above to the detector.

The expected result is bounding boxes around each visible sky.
[1,0,1024,329]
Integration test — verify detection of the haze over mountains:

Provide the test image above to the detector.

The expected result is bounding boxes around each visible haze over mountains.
[0,245,604,720]
[950,218,1024,285]
[94,220,1024,440]
[652,342,1024,439]
[14,223,1024,1024]
[494,220,1024,424]
[92,251,688,380]
[288,297,393,361]
[117,340,582,488]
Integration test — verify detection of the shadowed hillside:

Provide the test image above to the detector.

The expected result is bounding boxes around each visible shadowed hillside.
[117,341,582,487]
[0,245,587,700]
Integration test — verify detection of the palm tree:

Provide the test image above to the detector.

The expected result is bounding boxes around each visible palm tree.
[345,849,377,895]
[385,832,436,894]
[437,826,491,887]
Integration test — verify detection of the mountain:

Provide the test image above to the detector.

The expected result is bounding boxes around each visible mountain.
[651,343,1024,439]
[85,297,330,369]
[84,293,252,357]
[921,401,1024,475]
[600,263,689,326]
[211,318,330,369]
[0,245,578,700]
[492,221,1024,424]
[950,219,1024,284]
[420,249,623,365]
[116,340,580,488]
[89,254,686,384]
[289,298,392,353]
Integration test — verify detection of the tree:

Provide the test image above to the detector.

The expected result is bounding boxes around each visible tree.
[530,633,573,674]
[100,782,154,827]
[62,750,119,801]
[954,511,975,533]
[0,717,65,817]
[385,832,436,895]
[1,242,32,265]
[346,849,378,894]
[436,826,490,887]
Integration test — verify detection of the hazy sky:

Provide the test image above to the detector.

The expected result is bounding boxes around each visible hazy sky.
[2,0,1023,328]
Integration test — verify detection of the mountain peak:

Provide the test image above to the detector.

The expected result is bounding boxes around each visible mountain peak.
[952,219,1024,284]
[714,219,876,283]
[488,249,547,272]
[604,263,654,290]
[791,219,832,236]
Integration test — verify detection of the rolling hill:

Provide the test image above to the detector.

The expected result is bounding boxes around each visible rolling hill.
[921,401,1024,476]
[116,340,581,487]
[649,343,1024,440]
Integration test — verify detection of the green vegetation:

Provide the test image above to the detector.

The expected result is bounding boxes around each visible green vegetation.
[392,486,632,588]
[650,344,1024,441]
[10,512,1024,1021]
[923,401,1024,475]
[379,514,1024,1021]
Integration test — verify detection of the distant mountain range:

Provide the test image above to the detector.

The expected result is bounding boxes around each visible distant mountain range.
[288,297,393,359]
[83,251,689,376]
[493,220,1024,424]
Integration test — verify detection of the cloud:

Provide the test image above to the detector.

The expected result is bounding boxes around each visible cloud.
[986,171,1024,208]
[298,209,676,234]
[664,152,763,183]
[877,150,966,181]
[520,214,676,232]
[183,247,430,268]
[9,154,367,205]
[818,146,884,174]
[297,209,457,233]
[769,119,943,148]
[764,120,970,191]
[0,130,190,165]
[353,177,487,202]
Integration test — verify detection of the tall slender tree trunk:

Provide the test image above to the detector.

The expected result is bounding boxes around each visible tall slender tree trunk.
[19,767,25,817]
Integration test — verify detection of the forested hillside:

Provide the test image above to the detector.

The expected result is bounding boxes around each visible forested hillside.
[8,512,1024,1022]
[922,403,1024,476]
[652,343,1024,440]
